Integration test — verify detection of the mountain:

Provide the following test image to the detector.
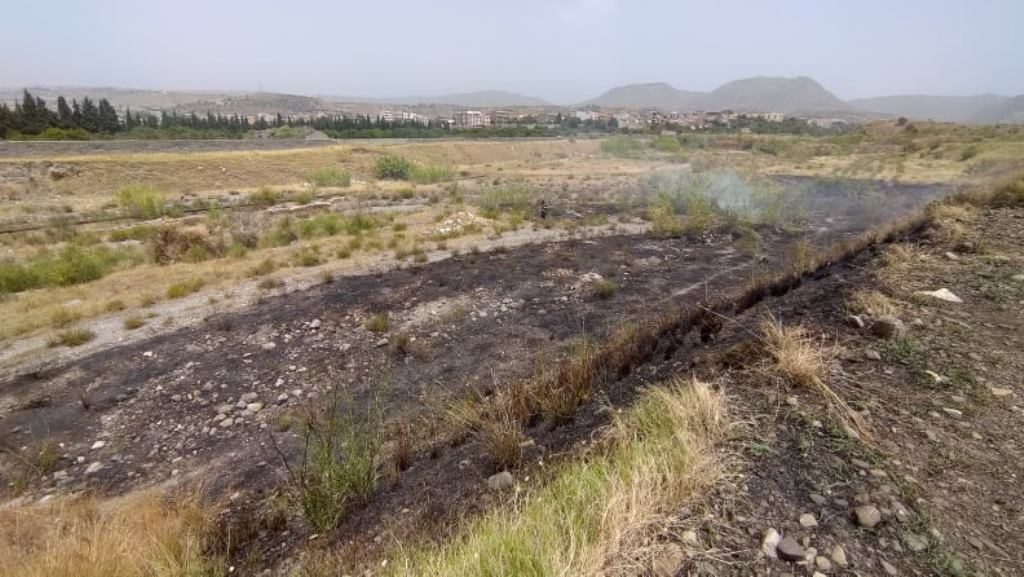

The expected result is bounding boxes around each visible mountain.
[382,90,551,107]
[0,86,241,112]
[170,93,331,116]
[582,77,849,115]
[849,94,1008,123]
[971,95,1024,124]
[583,82,708,110]
[708,76,849,114]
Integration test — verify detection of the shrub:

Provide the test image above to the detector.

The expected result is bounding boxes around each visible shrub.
[247,258,277,277]
[167,278,205,299]
[652,135,682,153]
[365,313,389,333]
[989,177,1024,207]
[108,225,155,242]
[592,279,617,300]
[295,246,322,267]
[150,225,224,265]
[248,187,282,207]
[50,307,83,328]
[289,394,383,532]
[116,185,166,219]
[260,219,299,248]
[47,328,95,347]
[959,145,979,162]
[123,315,146,330]
[647,199,683,238]
[0,244,137,295]
[601,135,644,157]
[374,155,413,180]
[410,164,455,184]
[307,167,352,188]
[293,190,315,205]
[477,184,534,216]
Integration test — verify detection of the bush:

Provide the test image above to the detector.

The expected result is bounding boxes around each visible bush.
[167,278,205,299]
[116,185,166,219]
[47,328,95,348]
[289,394,383,532]
[151,225,224,264]
[365,313,389,333]
[248,187,282,207]
[410,164,455,184]
[959,145,979,162]
[601,135,644,157]
[592,279,617,300]
[123,315,146,330]
[0,244,138,295]
[652,135,682,153]
[374,155,413,180]
[647,200,683,238]
[477,184,534,216]
[295,246,322,267]
[307,167,352,187]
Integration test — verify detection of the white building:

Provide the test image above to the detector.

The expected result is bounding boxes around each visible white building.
[454,110,487,127]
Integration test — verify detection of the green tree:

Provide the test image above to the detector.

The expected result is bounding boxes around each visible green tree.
[57,96,73,128]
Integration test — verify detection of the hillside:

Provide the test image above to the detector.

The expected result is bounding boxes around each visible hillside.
[582,82,708,110]
[849,94,1008,123]
[708,76,849,114]
[967,95,1024,124]
[0,86,240,112]
[583,76,850,116]
[383,90,551,107]
[170,92,332,116]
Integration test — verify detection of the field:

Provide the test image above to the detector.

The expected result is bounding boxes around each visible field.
[1,124,1023,576]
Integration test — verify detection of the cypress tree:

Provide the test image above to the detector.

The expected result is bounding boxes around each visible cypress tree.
[57,96,73,128]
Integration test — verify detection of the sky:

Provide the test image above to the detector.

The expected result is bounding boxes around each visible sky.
[1,0,1022,103]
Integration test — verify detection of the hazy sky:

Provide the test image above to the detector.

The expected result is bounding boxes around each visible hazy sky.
[2,0,1022,103]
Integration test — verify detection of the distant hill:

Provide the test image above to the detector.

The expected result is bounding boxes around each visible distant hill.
[583,82,708,110]
[849,94,1008,123]
[0,86,240,112]
[381,90,551,107]
[971,95,1024,124]
[707,76,849,115]
[582,76,849,116]
[171,93,331,116]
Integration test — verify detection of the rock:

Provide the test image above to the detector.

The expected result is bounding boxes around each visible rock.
[276,393,289,404]
[85,462,103,475]
[880,559,898,575]
[991,387,1015,398]
[809,493,827,506]
[915,288,964,304]
[309,319,322,329]
[1011,274,1024,282]
[944,252,959,260]
[90,440,106,450]
[799,513,818,528]
[846,314,866,329]
[246,402,264,413]
[487,471,513,491]
[923,370,945,384]
[942,407,963,418]
[261,341,277,350]
[651,544,684,577]
[854,505,882,528]
[219,418,234,428]
[376,338,389,347]
[815,556,832,571]
[240,392,259,403]
[851,458,872,469]
[830,545,848,567]
[761,528,781,559]
[864,349,882,361]
[870,316,906,339]
[904,533,928,552]
[777,535,806,561]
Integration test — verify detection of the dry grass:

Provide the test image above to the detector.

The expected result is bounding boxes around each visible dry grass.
[760,318,870,440]
[383,378,728,577]
[846,289,900,317]
[0,491,221,577]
